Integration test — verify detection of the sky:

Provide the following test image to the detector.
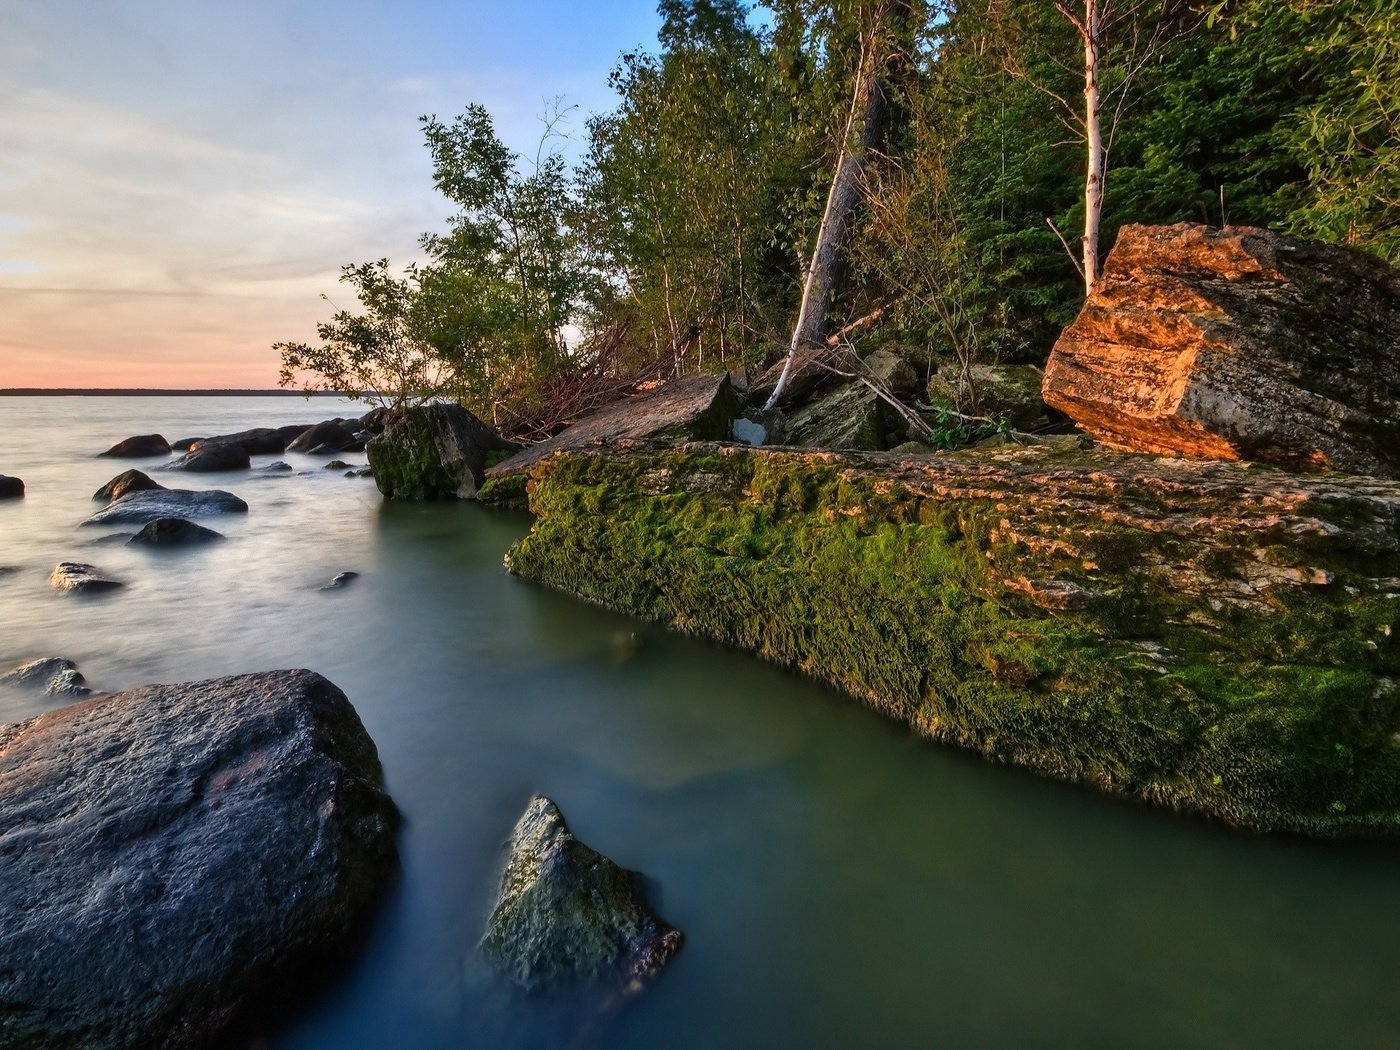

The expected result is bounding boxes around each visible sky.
[0,0,665,388]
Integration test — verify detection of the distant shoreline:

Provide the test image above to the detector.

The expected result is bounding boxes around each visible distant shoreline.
[0,389,343,397]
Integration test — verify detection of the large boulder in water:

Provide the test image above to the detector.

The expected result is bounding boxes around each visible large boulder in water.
[1043,223,1400,476]
[368,403,518,500]
[287,420,359,454]
[481,795,681,994]
[487,373,738,481]
[191,427,287,455]
[170,441,251,472]
[93,468,163,503]
[0,669,398,1049]
[100,434,171,458]
[0,474,23,499]
[82,487,247,526]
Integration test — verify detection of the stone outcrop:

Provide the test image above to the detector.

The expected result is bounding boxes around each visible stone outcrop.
[128,517,225,547]
[49,562,123,593]
[505,442,1400,835]
[82,487,248,526]
[481,795,681,993]
[1043,223,1400,476]
[100,434,171,458]
[487,373,738,481]
[170,442,252,472]
[369,403,519,500]
[0,669,398,1049]
[929,363,1050,430]
[93,468,163,503]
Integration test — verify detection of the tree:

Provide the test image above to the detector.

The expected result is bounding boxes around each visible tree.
[275,260,454,408]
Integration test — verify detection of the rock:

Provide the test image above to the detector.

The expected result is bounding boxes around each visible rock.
[346,468,373,478]
[170,437,204,452]
[287,420,359,454]
[481,795,681,993]
[93,468,163,503]
[749,347,852,408]
[927,363,1049,430]
[277,423,314,446]
[128,517,225,547]
[862,349,920,397]
[1043,223,1400,476]
[191,427,287,455]
[170,441,252,472]
[784,380,890,451]
[49,562,123,593]
[325,460,353,471]
[81,488,248,526]
[1,657,83,696]
[732,417,767,446]
[503,443,1400,834]
[320,571,359,590]
[100,434,171,458]
[261,460,293,472]
[0,669,397,1049]
[359,407,395,434]
[488,374,737,481]
[369,403,520,500]
[0,474,23,499]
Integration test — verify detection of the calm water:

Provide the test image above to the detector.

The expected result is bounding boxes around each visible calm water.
[3,395,1400,1048]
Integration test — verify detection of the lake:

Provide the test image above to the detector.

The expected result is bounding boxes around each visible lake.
[2,395,1400,1048]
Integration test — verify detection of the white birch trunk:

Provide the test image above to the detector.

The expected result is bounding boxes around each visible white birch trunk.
[1082,0,1105,295]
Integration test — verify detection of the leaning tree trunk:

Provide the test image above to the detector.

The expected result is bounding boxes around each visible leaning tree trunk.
[764,15,892,412]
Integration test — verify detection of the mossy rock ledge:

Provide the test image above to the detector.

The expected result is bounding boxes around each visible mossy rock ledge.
[505,442,1400,835]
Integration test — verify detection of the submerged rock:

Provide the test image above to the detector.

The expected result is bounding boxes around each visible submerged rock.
[369,403,519,500]
[100,434,171,458]
[82,487,247,526]
[49,562,123,593]
[0,474,24,499]
[481,795,682,993]
[170,442,251,472]
[0,669,398,1049]
[504,443,1400,835]
[1044,223,1400,475]
[93,468,163,503]
[320,571,359,590]
[487,373,736,481]
[128,517,225,547]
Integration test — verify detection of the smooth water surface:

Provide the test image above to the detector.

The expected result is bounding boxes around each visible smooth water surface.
[3,396,1400,1048]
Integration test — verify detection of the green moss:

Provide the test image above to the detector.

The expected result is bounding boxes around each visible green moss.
[504,447,1400,835]
[477,473,529,509]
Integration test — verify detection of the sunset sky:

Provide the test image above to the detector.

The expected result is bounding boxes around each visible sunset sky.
[0,0,663,388]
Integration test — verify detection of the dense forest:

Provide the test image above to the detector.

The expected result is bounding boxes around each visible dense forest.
[277,0,1399,429]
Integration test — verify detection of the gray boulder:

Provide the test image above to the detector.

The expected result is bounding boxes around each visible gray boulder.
[288,421,358,454]
[190,428,286,455]
[49,562,123,593]
[128,517,225,547]
[928,363,1049,430]
[100,434,171,458]
[481,795,682,994]
[369,403,519,500]
[170,437,204,452]
[0,657,88,698]
[93,468,163,503]
[0,669,398,1049]
[784,380,892,451]
[0,474,23,499]
[170,442,251,472]
[82,488,247,526]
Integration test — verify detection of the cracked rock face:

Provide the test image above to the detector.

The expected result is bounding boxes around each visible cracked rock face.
[1044,223,1400,477]
[0,669,398,1049]
[481,795,682,994]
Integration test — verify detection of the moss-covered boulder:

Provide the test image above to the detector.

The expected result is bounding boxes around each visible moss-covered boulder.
[481,795,682,993]
[782,380,893,451]
[927,363,1049,430]
[366,403,518,500]
[505,443,1400,835]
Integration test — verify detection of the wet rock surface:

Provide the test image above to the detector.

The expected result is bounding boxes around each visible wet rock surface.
[288,420,359,454]
[0,657,89,697]
[82,487,248,526]
[190,427,287,456]
[100,434,171,458]
[49,561,124,593]
[0,474,23,499]
[93,468,163,503]
[1044,223,1400,475]
[128,517,226,547]
[0,669,398,1050]
[481,795,681,994]
[170,442,252,472]
[369,403,519,500]
[321,571,359,590]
